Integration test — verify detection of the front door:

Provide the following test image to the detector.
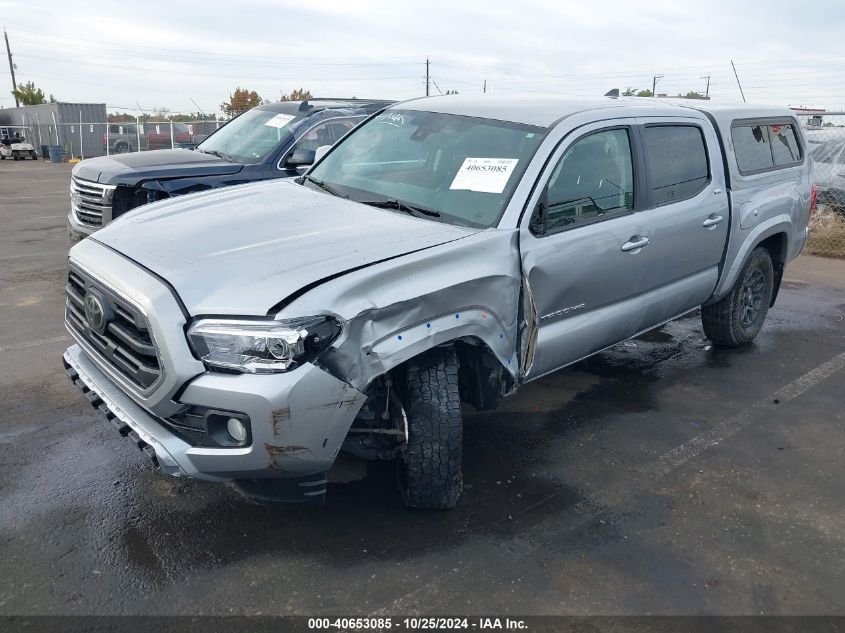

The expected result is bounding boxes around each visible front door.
[519,117,728,381]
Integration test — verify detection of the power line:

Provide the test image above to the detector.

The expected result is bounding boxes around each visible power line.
[7,27,422,63]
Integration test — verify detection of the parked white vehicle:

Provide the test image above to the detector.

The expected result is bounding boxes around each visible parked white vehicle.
[0,126,38,160]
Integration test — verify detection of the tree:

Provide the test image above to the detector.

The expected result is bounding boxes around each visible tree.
[622,87,638,96]
[636,89,653,97]
[280,88,313,102]
[680,91,707,100]
[11,81,47,106]
[220,87,264,117]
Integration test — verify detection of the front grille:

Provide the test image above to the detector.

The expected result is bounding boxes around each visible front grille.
[70,176,115,227]
[65,266,162,390]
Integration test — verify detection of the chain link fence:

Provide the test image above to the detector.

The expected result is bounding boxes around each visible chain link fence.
[9,120,222,161]
[802,113,845,258]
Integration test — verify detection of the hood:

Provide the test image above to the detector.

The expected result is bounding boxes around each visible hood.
[72,149,244,185]
[92,180,480,316]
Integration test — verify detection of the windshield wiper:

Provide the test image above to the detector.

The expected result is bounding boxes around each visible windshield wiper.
[300,174,346,198]
[201,149,235,162]
[359,199,441,218]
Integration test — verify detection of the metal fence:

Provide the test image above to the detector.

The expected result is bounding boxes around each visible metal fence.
[14,120,223,160]
[803,113,845,258]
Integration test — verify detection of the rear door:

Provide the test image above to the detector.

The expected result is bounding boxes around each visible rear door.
[632,118,729,309]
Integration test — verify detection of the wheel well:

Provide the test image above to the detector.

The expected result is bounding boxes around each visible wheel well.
[756,232,787,306]
[376,338,512,413]
[453,338,513,411]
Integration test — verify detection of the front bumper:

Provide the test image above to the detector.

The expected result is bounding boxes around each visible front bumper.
[63,239,368,485]
[67,211,96,242]
[64,343,367,482]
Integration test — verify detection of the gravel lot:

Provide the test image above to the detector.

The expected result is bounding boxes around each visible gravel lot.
[1,159,844,616]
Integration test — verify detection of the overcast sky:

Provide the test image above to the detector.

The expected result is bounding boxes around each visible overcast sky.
[1,0,843,115]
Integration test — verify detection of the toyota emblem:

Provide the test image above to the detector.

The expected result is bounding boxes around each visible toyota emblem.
[84,293,107,333]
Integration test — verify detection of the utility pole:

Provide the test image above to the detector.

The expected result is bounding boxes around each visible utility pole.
[651,74,663,98]
[5,29,18,107]
[425,58,430,96]
[701,75,711,98]
[483,79,487,94]
[731,60,746,103]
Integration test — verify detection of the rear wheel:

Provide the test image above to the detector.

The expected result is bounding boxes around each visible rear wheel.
[702,247,774,347]
[397,347,463,509]
[115,142,130,154]
[29,150,37,160]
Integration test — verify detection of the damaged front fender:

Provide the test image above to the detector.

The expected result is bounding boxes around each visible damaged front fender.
[279,229,524,392]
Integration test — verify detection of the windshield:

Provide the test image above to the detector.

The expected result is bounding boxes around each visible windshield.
[306,109,546,227]
[197,108,300,163]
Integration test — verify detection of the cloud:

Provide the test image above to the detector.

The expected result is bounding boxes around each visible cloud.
[2,0,844,112]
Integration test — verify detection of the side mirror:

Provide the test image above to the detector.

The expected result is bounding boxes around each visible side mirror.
[285,148,316,168]
[314,144,332,164]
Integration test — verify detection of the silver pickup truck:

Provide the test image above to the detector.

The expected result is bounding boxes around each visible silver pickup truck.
[62,95,812,508]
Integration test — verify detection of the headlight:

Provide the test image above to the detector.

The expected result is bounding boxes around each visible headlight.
[187,316,341,374]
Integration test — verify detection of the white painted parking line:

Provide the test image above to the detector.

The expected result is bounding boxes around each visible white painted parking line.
[0,252,54,261]
[0,195,68,200]
[0,335,69,353]
[374,348,845,614]
[641,350,845,480]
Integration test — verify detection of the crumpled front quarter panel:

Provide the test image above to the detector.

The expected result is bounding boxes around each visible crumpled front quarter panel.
[279,229,523,391]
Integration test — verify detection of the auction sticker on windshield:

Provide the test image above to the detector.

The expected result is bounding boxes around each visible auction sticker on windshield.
[449,158,519,194]
[264,113,296,128]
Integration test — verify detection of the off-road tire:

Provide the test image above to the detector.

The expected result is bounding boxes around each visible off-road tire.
[702,247,774,347]
[398,347,463,509]
[29,150,37,160]
[115,142,130,154]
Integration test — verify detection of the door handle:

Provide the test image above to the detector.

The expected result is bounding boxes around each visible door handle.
[702,214,724,228]
[621,236,650,252]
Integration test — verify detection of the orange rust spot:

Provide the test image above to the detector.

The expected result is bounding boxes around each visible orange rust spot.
[271,408,291,437]
[265,443,312,469]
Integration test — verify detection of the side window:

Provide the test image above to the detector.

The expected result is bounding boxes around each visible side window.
[769,123,801,166]
[733,124,773,172]
[327,119,359,142]
[732,121,803,174]
[643,125,709,206]
[293,118,358,153]
[543,128,634,233]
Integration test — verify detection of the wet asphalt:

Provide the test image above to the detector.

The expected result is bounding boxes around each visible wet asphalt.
[1,160,844,616]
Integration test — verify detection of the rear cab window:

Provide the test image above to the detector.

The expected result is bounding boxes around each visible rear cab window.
[731,119,803,175]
